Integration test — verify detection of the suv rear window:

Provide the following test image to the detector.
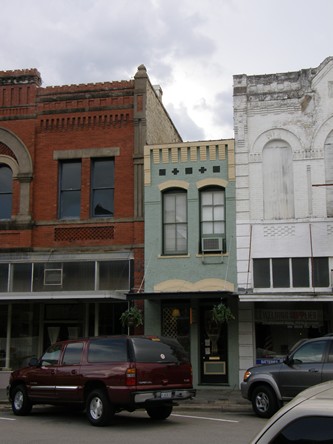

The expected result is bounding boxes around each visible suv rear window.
[132,337,189,363]
[88,338,128,363]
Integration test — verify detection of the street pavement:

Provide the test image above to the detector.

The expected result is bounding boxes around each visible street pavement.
[0,387,252,413]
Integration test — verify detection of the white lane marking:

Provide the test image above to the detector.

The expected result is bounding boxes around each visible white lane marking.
[0,417,16,421]
[171,413,238,423]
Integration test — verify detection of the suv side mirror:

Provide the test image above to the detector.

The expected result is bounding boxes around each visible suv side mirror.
[29,357,39,367]
[284,356,294,366]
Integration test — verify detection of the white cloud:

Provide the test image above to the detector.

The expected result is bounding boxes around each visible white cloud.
[0,0,333,140]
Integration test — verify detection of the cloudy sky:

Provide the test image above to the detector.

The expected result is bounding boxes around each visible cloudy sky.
[1,0,333,141]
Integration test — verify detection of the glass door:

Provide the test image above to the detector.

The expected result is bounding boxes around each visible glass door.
[200,304,228,384]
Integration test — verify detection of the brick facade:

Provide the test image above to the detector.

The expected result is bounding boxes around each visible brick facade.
[0,65,181,377]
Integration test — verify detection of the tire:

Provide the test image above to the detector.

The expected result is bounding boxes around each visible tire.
[86,389,114,427]
[146,404,173,420]
[251,385,278,418]
[11,385,32,416]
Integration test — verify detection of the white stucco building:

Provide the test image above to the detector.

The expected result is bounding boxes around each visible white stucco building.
[233,57,333,383]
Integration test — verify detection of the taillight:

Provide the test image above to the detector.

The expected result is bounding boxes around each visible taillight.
[126,367,137,386]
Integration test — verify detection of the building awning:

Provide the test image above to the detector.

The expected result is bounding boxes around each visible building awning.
[0,290,127,302]
[126,291,236,301]
[239,292,333,302]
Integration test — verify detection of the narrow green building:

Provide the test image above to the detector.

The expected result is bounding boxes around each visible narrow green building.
[132,139,239,388]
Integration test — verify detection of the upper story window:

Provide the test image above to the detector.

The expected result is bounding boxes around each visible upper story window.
[163,189,187,255]
[59,161,81,219]
[0,164,13,220]
[263,140,294,219]
[91,158,114,217]
[200,187,225,253]
[253,257,329,289]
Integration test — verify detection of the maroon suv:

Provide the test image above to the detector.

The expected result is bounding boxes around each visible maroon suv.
[8,335,195,426]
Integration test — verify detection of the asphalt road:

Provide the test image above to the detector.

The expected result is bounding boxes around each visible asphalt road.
[0,405,267,444]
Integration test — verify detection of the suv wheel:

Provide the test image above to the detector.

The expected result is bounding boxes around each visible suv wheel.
[251,385,278,418]
[12,385,32,416]
[146,404,173,420]
[86,389,114,426]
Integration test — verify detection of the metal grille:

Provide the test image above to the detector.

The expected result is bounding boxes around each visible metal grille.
[162,307,178,338]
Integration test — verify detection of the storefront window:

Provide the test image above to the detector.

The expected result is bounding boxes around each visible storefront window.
[0,305,7,368]
[255,303,326,365]
[10,304,39,370]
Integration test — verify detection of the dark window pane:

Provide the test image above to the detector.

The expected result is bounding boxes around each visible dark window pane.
[60,190,81,218]
[99,260,130,290]
[91,159,114,217]
[62,342,84,365]
[88,338,128,363]
[132,337,189,363]
[271,416,333,443]
[272,258,290,288]
[313,257,329,287]
[292,258,309,287]
[0,165,13,220]
[62,262,95,291]
[0,264,8,291]
[12,263,32,292]
[93,159,114,188]
[92,189,114,215]
[253,259,270,288]
[61,162,81,190]
[59,161,81,219]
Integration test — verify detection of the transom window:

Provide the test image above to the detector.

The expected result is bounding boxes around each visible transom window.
[91,158,114,217]
[0,164,13,220]
[59,161,81,219]
[163,189,187,255]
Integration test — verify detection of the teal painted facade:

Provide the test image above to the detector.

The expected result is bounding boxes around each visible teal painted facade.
[142,140,239,388]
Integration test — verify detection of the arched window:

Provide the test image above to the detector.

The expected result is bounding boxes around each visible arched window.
[0,163,13,220]
[263,140,294,219]
[162,189,187,255]
[324,130,333,217]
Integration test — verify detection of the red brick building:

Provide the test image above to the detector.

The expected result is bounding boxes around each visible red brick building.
[0,65,181,380]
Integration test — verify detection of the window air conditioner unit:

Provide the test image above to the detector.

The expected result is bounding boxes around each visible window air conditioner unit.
[201,236,224,253]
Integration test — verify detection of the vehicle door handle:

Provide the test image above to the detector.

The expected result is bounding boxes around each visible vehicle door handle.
[308,368,319,373]
[71,370,77,375]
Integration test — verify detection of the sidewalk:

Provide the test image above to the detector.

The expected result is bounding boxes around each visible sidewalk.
[0,387,252,413]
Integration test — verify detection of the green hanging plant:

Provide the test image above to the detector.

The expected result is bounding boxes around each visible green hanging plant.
[211,302,235,325]
[120,305,143,328]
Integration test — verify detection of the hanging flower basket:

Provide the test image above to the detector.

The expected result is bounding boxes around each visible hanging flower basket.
[120,305,143,328]
[211,302,235,325]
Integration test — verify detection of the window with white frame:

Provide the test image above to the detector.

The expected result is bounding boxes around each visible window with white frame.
[253,257,329,289]
[200,187,225,252]
[163,189,187,255]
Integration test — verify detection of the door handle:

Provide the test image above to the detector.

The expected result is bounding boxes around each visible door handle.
[71,369,77,375]
[308,368,319,372]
